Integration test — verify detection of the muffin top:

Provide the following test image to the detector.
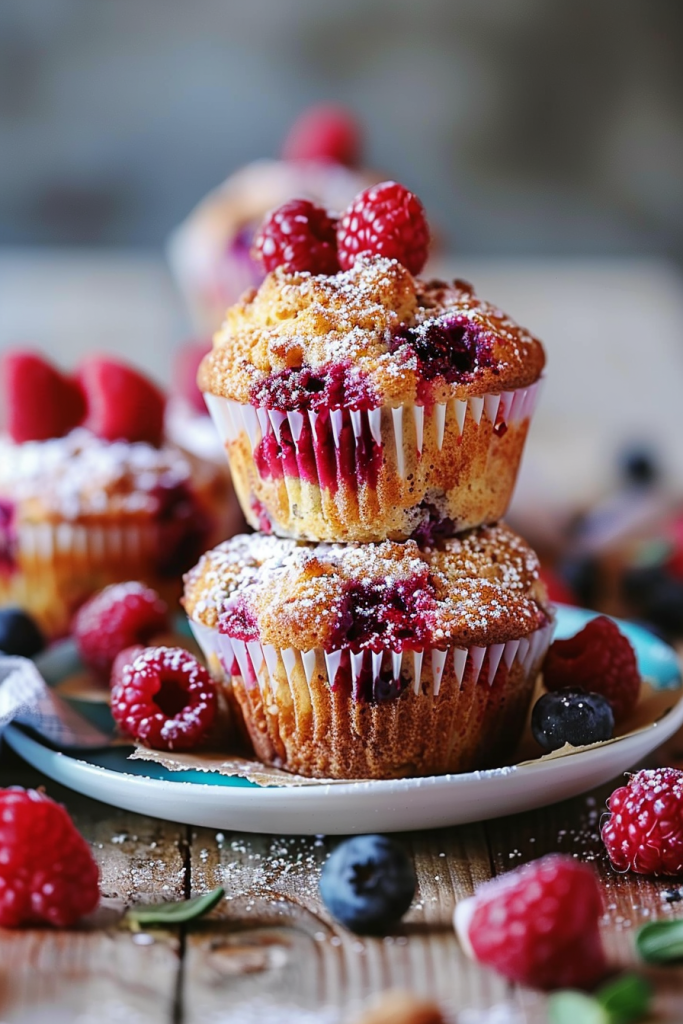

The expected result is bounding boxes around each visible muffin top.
[199,255,545,410]
[183,525,550,652]
[0,428,194,521]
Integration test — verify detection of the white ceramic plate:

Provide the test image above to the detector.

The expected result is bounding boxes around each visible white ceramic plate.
[5,606,682,835]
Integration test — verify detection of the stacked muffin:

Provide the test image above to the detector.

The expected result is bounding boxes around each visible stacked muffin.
[183,181,553,780]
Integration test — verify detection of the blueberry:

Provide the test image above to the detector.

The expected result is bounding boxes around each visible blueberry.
[319,834,416,934]
[531,689,614,752]
[0,608,45,658]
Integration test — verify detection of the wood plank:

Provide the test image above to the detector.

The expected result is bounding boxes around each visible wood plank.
[182,824,512,1021]
[0,750,186,1024]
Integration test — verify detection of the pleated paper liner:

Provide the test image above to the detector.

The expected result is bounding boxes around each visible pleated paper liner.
[176,617,554,780]
[0,520,178,637]
[203,380,542,542]
[129,678,681,787]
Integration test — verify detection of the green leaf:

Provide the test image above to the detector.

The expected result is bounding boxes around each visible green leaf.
[596,973,652,1022]
[636,919,683,964]
[124,886,225,930]
[548,991,609,1024]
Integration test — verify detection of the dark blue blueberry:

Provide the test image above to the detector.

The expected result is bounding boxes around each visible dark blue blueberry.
[0,608,45,658]
[618,444,660,489]
[531,689,614,752]
[319,834,416,934]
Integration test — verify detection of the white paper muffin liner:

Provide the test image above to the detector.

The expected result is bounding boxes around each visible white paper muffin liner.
[188,616,555,702]
[11,521,162,563]
[204,380,542,485]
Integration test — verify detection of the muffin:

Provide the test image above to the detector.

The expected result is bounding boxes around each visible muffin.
[0,428,214,637]
[167,143,378,334]
[183,525,554,780]
[199,255,545,543]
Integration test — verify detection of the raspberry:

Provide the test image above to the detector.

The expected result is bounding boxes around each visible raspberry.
[602,768,683,876]
[337,181,430,275]
[282,104,362,167]
[110,646,217,751]
[78,356,166,446]
[454,855,606,990]
[0,788,99,927]
[73,581,169,679]
[253,199,339,275]
[543,615,641,721]
[1,350,85,443]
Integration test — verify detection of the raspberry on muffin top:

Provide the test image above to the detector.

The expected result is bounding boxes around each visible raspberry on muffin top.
[199,256,545,410]
[183,524,550,653]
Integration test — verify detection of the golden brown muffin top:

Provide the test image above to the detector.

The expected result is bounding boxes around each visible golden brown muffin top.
[198,255,545,409]
[183,524,550,651]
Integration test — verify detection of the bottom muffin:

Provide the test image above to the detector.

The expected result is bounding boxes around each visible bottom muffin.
[183,526,553,780]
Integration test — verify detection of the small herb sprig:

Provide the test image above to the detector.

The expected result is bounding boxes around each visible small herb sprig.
[123,886,225,931]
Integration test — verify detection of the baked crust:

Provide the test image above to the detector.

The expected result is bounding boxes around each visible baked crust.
[183,524,550,651]
[199,256,545,407]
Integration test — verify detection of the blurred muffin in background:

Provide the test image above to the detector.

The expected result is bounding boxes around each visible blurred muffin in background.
[167,104,381,334]
[0,349,234,636]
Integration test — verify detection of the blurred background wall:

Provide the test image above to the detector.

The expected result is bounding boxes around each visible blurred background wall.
[1,0,682,258]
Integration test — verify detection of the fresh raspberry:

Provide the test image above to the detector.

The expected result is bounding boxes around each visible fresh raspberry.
[110,644,145,688]
[601,768,683,876]
[78,356,166,446]
[253,199,339,275]
[172,339,211,414]
[1,350,85,443]
[73,581,169,679]
[454,854,606,991]
[337,181,430,275]
[110,646,217,751]
[282,104,362,167]
[542,615,641,721]
[0,788,99,927]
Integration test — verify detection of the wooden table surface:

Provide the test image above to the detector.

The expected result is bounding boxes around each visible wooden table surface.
[1,745,682,1024]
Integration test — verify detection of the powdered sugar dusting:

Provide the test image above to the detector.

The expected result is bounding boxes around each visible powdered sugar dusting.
[0,428,193,519]
[184,525,549,650]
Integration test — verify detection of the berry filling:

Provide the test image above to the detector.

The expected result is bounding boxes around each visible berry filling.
[392,315,496,397]
[0,499,17,574]
[219,597,261,643]
[251,361,378,413]
[327,574,436,652]
[253,403,382,492]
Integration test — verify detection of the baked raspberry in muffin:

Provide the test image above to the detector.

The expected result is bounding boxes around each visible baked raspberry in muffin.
[183,525,553,780]
[200,254,545,543]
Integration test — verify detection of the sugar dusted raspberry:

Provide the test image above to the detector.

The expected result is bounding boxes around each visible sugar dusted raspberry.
[110,646,217,751]
[78,356,166,447]
[73,581,169,679]
[543,615,641,722]
[602,768,683,876]
[1,350,85,443]
[253,199,339,275]
[0,788,99,927]
[337,181,430,275]
[282,104,362,167]
[454,854,606,990]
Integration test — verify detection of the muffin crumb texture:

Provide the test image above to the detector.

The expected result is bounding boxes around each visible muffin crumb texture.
[199,255,545,407]
[183,524,549,652]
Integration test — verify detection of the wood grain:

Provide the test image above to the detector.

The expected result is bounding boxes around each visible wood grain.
[2,744,683,1023]
[0,751,185,1024]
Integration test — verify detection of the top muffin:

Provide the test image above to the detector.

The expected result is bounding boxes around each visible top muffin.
[199,255,545,410]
